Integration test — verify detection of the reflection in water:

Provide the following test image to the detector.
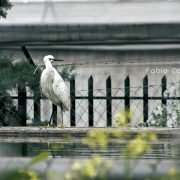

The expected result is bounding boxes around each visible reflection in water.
[21,143,27,157]
[0,139,179,159]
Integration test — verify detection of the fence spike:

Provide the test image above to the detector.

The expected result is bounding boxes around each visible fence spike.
[125,76,130,102]
[143,75,148,124]
[162,75,167,95]
[162,75,167,105]
[106,76,112,126]
[18,86,27,126]
[107,75,111,80]
[125,76,130,123]
[70,76,76,126]
[88,75,94,127]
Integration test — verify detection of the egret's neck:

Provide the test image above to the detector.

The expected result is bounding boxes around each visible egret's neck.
[44,60,53,69]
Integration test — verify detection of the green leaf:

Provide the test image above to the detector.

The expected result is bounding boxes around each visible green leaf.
[0,0,12,18]
[30,152,49,165]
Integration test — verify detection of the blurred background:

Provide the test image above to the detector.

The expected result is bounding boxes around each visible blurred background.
[1,0,180,127]
[3,0,180,24]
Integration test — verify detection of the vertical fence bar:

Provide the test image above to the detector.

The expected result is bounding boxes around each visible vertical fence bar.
[34,92,41,123]
[162,76,167,123]
[106,76,112,126]
[70,76,76,126]
[18,86,27,126]
[0,95,7,126]
[143,76,148,124]
[88,76,94,127]
[125,76,130,122]
[22,46,39,125]
[162,75,167,105]
[52,104,57,126]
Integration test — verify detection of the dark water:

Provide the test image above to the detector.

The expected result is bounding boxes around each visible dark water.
[0,138,179,160]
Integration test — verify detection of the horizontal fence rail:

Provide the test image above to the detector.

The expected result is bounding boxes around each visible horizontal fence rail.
[0,75,180,127]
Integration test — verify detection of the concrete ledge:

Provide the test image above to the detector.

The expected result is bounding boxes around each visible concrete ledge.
[1,23,180,46]
[0,127,179,138]
[0,158,179,179]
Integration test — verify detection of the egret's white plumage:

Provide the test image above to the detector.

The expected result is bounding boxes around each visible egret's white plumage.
[40,55,69,125]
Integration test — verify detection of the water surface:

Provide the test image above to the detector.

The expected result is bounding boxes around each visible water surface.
[0,137,179,160]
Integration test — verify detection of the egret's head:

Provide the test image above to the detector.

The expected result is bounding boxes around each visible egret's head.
[34,55,64,74]
[43,55,55,64]
[43,55,64,64]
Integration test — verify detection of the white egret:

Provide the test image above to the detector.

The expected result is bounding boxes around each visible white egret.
[40,55,69,126]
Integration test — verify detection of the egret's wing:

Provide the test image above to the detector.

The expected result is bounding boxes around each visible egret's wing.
[52,69,69,111]
[40,68,58,105]
[40,69,50,97]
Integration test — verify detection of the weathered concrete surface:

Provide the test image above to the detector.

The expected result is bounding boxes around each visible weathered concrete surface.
[0,127,179,138]
[0,157,179,179]
[1,1,180,65]
[1,1,180,24]
[1,23,180,45]
[2,23,180,69]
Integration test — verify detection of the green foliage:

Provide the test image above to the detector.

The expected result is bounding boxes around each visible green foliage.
[147,102,180,128]
[14,60,41,91]
[65,155,112,180]
[0,0,12,18]
[0,55,41,126]
[0,56,18,125]
[59,65,76,81]
[83,130,109,150]
[0,94,20,126]
[147,105,168,127]
[1,169,40,180]
[152,167,180,180]
[115,110,132,127]
[123,132,157,158]
[147,85,180,128]
[30,152,49,165]
[83,129,157,159]
[0,55,41,92]
[1,128,180,180]
[82,127,158,179]
[0,55,15,92]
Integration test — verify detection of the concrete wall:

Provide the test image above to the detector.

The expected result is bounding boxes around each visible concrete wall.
[1,23,180,88]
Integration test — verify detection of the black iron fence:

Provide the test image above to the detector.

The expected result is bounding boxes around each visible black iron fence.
[70,75,180,127]
[0,75,180,127]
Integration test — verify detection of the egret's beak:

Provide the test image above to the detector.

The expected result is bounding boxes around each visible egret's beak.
[50,58,64,63]
[53,58,64,61]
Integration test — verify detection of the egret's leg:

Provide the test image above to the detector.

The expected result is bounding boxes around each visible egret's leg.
[61,109,63,125]
[61,103,64,125]
[48,110,54,126]
[57,104,63,127]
